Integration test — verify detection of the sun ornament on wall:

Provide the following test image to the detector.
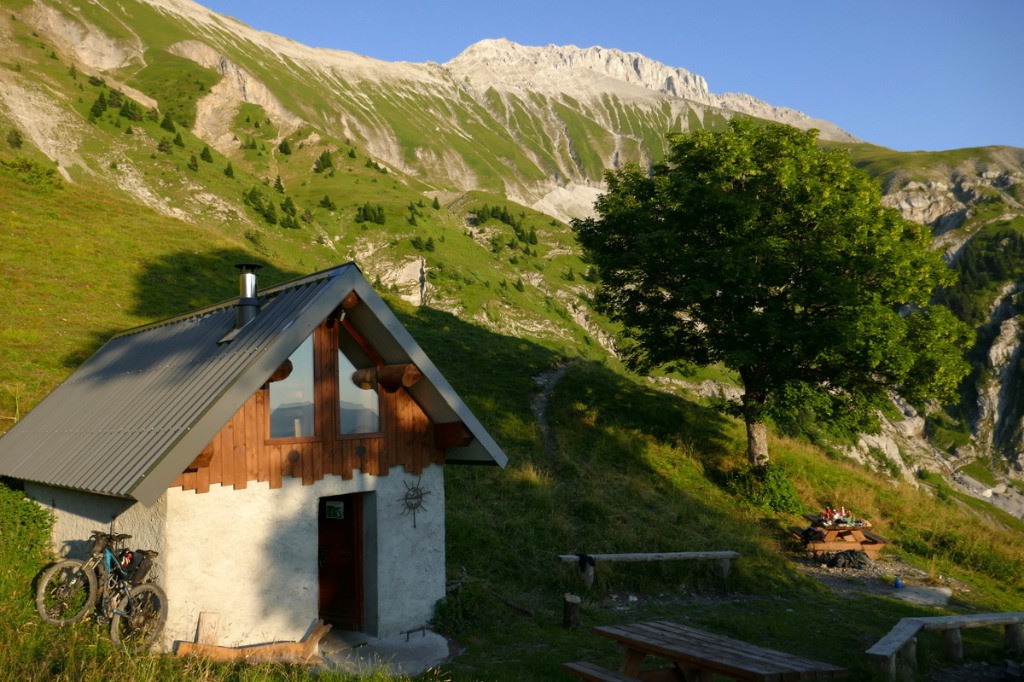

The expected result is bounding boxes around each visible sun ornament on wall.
[399,478,430,528]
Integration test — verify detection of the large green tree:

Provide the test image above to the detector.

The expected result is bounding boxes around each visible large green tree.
[573,119,971,465]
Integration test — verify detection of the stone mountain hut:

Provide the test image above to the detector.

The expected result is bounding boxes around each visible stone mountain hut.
[0,262,508,649]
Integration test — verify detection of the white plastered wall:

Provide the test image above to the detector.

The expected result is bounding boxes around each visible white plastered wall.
[162,463,445,647]
[24,482,168,562]
[26,463,446,650]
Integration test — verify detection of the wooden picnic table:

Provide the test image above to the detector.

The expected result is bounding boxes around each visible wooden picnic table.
[795,514,888,559]
[563,620,847,682]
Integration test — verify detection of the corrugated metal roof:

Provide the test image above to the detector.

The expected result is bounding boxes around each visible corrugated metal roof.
[0,263,507,506]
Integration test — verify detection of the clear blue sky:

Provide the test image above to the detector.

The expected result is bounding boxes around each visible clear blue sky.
[199,0,1021,152]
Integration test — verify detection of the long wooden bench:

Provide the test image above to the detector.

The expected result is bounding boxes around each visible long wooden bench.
[866,612,1024,681]
[558,551,740,587]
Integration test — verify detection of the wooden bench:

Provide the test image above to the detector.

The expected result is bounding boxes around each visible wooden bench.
[558,551,740,587]
[861,529,890,545]
[562,661,637,682]
[866,612,1024,681]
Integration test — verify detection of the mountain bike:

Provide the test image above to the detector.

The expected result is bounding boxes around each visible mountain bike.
[35,530,168,652]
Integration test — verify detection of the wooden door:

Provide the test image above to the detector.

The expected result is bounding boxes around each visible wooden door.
[318,494,364,630]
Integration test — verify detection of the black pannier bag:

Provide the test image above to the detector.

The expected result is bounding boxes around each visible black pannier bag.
[131,550,158,584]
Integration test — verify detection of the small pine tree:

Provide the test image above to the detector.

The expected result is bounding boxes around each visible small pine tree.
[124,125,133,135]
[280,196,297,217]
[301,208,314,224]
[274,175,285,193]
[6,128,23,149]
[108,89,123,109]
[278,139,292,155]
[425,237,435,252]
[313,150,333,173]
[224,162,235,178]
[513,278,525,292]
[159,113,176,133]
[200,145,213,163]
[173,132,185,147]
[157,137,172,154]
[89,93,107,120]
[187,154,199,172]
[319,194,335,210]
[264,203,277,226]
[121,100,143,122]
[432,196,440,210]
[347,148,356,159]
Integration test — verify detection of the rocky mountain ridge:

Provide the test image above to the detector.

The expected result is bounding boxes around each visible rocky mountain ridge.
[445,39,857,145]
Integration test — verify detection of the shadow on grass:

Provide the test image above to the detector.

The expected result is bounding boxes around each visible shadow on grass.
[62,249,306,368]
[388,306,783,599]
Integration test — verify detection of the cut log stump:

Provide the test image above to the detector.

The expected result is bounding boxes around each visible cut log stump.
[563,593,582,630]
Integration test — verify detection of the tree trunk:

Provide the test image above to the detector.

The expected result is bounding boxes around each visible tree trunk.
[745,418,769,466]
[738,367,770,467]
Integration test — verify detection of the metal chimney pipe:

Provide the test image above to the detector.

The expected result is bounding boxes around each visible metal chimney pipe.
[235,263,262,329]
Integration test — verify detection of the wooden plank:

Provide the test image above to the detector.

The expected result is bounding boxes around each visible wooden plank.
[265,392,282,490]
[219,419,234,488]
[196,458,210,494]
[562,661,638,682]
[861,529,890,544]
[312,326,327,484]
[178,470,196,492]
[196,612,219,645]
[380,390,397,472]
[244,398,258,485]
[594,621,847,680]
[915,612,1024,630]
[207,433,222,487]
[231,415,247,490]
[866,620,925,658]
[302,442,314,485]
[558,552,741,563]
[254,398,268,483]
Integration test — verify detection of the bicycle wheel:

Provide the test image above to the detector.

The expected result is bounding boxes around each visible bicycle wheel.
[109,582,167,653]
[35,559,98,625]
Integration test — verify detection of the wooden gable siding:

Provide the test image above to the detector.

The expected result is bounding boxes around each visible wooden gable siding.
[171,322,445,494]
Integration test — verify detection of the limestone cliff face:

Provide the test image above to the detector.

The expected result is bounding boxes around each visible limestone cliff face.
[881,161,1024,258]
[875,154,1024,472]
